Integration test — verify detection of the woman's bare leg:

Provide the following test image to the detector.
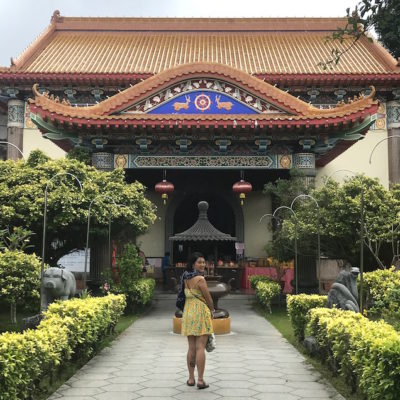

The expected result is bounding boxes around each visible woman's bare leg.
[195,335,208,384]
[187,336,196,384]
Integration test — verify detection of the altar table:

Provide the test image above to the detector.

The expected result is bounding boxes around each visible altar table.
[240,266,294,293]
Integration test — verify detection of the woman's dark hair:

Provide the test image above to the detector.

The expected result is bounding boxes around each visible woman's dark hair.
[186,252,204,272]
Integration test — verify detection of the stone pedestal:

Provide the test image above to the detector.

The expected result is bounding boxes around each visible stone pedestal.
[7,99,25,160]
[387,101,400,185]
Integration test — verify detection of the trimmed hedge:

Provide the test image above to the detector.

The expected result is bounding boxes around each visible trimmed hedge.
[363,267,400,330]
[255,280,281,313]
[286,294,327,341]
[249,274,275,290]
[0,294,125,400]
[307,308,400,400]
[123,278,156,313]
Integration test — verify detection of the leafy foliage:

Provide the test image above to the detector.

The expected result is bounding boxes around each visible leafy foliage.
[307,307,400,399]
[115,243,143,286]
[66,147,91,164]
[320,0,400,69]
[0,152,156,264]
[255,280,281,313]
[265,175,400,268]
[0,294,126,400]
[101,243,156,312]
[362,267,400,329]
[0,249,42,308]
[286,294,327,341]
[248,274,275,290]
[0,227,34,252]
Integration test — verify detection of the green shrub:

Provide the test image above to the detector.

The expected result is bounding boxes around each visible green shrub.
[249,274,275,290]
[0,249,42,322]
[0,294,125,400]
[363,267,400,329]
[255,280,281,313]
[123,278,156,313]
[103,244,155,313]
[44,294,126,357]
[307,307,400,399]
[286,294,327,341]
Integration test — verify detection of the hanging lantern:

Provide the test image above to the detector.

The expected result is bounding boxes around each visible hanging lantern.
[155,170,174,205]
[232,172,252,206]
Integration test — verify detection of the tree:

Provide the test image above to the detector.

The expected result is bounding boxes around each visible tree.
[0,151,156,265]
[0,249,42,323]
[320,0,400,69]
[264,175,400,269]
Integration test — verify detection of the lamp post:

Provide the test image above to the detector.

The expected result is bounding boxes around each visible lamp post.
[325,169,364,312]
[291,194,321,293]
[0,141,24,160]
[273,206,298,294]
[41,173,83,312]
[368,135,400,164]
[84,195,117,290]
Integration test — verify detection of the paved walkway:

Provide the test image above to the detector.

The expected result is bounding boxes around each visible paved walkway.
[48,294,345,400]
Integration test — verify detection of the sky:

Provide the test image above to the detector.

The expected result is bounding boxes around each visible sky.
[0,0,360,66]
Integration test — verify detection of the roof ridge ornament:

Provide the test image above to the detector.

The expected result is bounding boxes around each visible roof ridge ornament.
[51,10,61,24]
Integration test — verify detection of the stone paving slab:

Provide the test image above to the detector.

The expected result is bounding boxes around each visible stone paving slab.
[48,295,345,399]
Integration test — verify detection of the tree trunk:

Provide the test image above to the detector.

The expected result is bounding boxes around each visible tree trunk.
[10,302,17,324]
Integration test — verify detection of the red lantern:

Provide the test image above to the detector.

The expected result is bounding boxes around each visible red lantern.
[232,179,252,206]
[155,179,174,205]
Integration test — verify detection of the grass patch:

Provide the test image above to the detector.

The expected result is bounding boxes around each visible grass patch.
[255,301,364,400]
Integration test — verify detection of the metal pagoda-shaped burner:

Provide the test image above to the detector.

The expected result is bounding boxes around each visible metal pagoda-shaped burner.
[171,201,236,333]
[170,200,237,242]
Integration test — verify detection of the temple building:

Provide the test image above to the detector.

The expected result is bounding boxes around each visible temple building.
[1,12,400,282]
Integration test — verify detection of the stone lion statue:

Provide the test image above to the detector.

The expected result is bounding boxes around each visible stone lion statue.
[327,267,360,312]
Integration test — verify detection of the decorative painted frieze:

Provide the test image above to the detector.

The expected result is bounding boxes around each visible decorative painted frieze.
[7,99,25,128]
[112,154,294,169]
[92,152,114,170]
[370,102,386,130]
[24,102,35,129]
[387,101,400,129]
[293,153,315,169]
[123,79,284,115]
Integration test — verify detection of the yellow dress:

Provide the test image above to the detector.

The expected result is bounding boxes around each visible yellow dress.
[181,288,213,336]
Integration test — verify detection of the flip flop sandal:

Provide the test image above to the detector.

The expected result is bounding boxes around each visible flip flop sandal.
[187,380,196,386]
[197,382,209,389]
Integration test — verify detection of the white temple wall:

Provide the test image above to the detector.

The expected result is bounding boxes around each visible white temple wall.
[316,129,389,189]
[243,191,272,258]
[23,125,66,159]
[137,191,166,258]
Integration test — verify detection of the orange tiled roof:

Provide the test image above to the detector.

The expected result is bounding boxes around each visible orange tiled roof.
[29,63,378,124]
[9,14,399,76]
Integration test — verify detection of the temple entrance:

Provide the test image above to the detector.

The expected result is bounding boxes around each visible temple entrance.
[172,193,236,264]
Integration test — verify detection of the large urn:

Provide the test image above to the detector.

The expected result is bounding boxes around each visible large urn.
[204,275,232,318]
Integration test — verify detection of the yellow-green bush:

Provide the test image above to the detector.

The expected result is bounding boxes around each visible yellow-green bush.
[307,308,400,399]
[255,280,281,313]
[0,294,125,400]
[286,294,327,341]
[122,278,155,313]
[362,268,400,329]
[249,274,275,290]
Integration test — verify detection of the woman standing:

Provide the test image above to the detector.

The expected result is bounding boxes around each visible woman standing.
[180,252,214,389]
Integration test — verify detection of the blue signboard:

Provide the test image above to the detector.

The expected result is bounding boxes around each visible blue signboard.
[147,91,259,114]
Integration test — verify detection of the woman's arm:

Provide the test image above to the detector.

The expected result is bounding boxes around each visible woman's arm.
[197,277,214,313]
